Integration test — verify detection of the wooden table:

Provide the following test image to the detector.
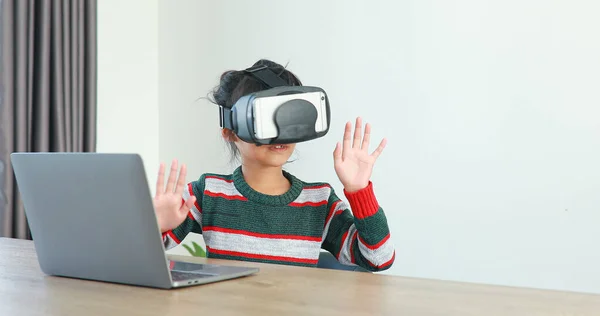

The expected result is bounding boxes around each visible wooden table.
[1,238,599,315]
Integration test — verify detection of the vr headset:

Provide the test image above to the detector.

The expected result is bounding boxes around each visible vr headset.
[219,65,331,145]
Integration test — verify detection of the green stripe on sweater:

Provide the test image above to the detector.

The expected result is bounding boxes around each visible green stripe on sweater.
[322,209,354,257]
[202,199,326,238]
[354,208,390,245]
[172,216,202,241]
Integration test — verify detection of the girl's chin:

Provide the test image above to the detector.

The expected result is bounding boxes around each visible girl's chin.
[259,154,293,167]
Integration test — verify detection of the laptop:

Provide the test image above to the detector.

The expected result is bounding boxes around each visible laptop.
[10,152,259,289]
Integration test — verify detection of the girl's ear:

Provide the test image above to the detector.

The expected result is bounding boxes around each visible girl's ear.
[221,128,237,142]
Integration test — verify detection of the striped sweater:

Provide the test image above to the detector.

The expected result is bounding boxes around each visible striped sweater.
[162,167,395,271]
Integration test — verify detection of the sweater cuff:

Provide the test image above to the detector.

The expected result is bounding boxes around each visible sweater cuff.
[344,182,379,219]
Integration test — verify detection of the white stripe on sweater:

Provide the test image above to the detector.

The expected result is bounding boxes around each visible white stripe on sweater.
[203,230,321,260]
[321,200,348,242]
[338,224,358,265]
[183,183,202,224]
[204,177,244,198]
[291,186,331,205]
[357,235,395,266]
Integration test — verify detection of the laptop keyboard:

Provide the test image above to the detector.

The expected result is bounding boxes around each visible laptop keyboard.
[171,270,215,281]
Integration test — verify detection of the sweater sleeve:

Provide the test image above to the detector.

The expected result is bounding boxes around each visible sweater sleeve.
[162,175,205,250]
[321,182,395,271]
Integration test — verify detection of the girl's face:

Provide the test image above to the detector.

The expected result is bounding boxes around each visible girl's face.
[223,130,296,168]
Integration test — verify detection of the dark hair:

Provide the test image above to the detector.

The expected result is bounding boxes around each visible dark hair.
[209,59,302,162]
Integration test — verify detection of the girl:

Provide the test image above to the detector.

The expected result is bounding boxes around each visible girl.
[154,59,395,271]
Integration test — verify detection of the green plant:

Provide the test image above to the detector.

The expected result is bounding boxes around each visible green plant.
[182,241,207,257]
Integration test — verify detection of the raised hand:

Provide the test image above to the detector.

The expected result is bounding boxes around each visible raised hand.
[333,117,387,192]
[154,159,196,233]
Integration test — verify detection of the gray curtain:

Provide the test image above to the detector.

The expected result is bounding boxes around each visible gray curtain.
[0,0,97,239]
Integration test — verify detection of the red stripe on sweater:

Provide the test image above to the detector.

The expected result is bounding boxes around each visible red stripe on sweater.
[358,233,391,250]
[380,251,395,268]
[204,190,248,201]
[350,231,358,264]
[206,246,318,265]
[203,226,321,242]
[188,183,202,213]
[337,230,350,260]
[364,250,395,269]
[205,175,233,183]
[323,200,342,229]
[289,200,328,208]
[167,231,181,244]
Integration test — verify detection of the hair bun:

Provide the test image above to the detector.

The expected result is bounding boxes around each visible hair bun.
[212,70,244,107]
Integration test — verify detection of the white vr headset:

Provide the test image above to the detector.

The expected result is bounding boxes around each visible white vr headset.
[219,65,331,145]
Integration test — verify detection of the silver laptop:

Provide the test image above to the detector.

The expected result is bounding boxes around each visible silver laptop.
[10,152,259,289]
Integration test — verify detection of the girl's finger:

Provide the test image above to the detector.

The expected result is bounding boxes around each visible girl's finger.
[185,196,197,211]
[165,159,178,193]
[333,142,342,164]
[155,163,165,196]
[175,164,187,196]
[179,204,191,219]
[371,138,387,159]
[362,123,371,151]
[342,122,352,159]
[180,196,197,217]
[352,117,362,148]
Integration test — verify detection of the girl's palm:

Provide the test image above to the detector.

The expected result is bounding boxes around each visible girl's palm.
[334,117,386,192]
[154,160,197,233]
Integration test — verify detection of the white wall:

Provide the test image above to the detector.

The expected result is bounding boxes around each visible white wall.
[97,0,159,193]
[157,1,233,179]
[156,0,600,294]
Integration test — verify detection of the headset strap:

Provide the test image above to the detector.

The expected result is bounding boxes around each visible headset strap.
[219,106,233,130]
[244,64,289,88]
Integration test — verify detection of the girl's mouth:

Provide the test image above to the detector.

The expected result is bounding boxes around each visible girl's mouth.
[269,144,288,152]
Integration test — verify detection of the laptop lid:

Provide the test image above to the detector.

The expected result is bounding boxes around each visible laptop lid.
[10,153,173,288]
